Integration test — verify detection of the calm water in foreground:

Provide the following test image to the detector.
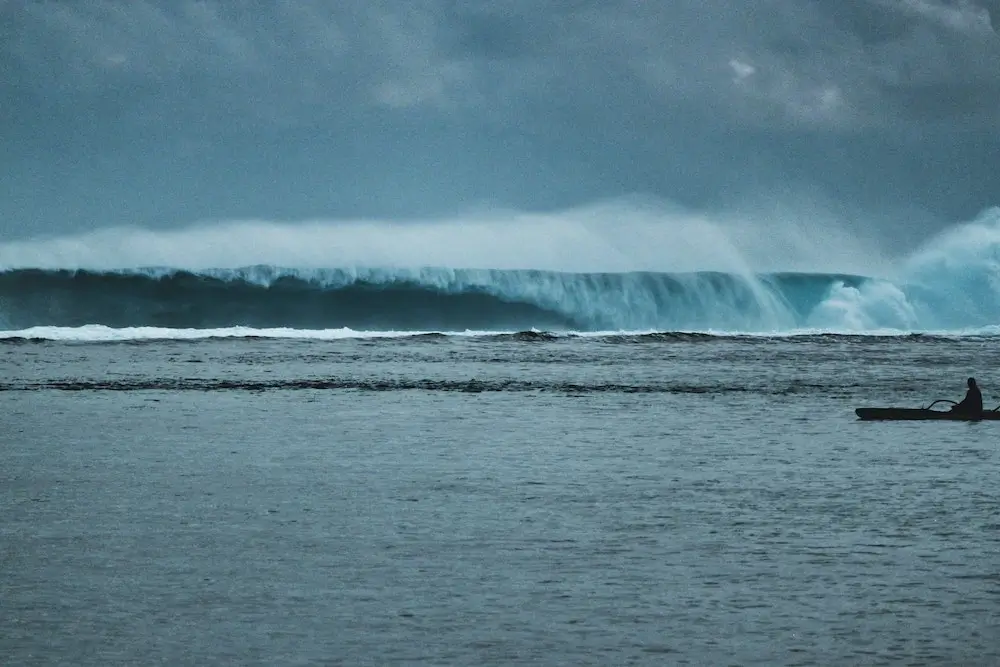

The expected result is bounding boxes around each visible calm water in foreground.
[2,333,999,665]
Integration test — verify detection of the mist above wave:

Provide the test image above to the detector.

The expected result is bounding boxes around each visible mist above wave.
[0,197,887,276]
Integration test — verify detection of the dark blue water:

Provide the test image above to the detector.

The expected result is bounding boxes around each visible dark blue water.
[3,333,999,665]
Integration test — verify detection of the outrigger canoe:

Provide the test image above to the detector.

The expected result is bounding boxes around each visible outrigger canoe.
[855,399,1000,421]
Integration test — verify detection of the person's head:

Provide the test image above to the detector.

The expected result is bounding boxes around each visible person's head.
[968,377,977,388]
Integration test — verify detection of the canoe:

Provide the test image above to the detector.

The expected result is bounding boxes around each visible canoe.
[855,407,1000,421]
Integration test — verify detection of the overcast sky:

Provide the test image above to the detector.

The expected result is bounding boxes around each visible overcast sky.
[2,0,998,243]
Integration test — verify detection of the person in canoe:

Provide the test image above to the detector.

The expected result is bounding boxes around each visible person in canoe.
[950,377,983,417]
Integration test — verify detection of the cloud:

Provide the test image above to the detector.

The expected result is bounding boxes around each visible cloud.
[0,0,998,238]
[3,0,998,132]
[729,59,757,81]
[2,1,474,129]
[895,0,994,32]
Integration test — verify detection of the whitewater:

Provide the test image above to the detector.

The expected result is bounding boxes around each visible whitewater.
[2,202,1000,337]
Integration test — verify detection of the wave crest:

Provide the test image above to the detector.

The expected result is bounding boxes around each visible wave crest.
[1,205,999,335]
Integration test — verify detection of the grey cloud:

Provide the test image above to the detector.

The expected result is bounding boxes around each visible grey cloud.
[4,1,998,129]
[893,0,994,32]
[4,2,456,130]
[0,0,998,238]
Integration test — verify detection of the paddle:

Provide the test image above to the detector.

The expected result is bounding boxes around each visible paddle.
[920,399,1000,413]
[921,399,957,411]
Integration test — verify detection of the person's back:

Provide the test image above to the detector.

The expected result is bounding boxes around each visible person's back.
[952,377,983,417]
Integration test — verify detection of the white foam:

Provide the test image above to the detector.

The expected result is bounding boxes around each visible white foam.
[806,280,918,331]
[803,206,1000,330]
[0,325,454,342]
[3,324,999,342]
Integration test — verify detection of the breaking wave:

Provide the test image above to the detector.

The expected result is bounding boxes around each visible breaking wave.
[0,266,866,332]
[1,205,998,336]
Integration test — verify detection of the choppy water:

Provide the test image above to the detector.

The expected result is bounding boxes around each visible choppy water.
[3,333,1000,665]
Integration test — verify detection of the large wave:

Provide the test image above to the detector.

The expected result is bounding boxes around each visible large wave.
[0,266,863,332]
[1,204,998,336]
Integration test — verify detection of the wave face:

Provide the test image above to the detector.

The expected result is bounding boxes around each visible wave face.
[2,206,999,335]
[0,265,906,332]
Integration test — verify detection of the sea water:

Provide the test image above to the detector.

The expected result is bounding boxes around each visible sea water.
[3,207,1000,664]
[3,332,999,666]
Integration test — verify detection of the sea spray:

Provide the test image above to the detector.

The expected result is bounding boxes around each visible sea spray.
[0,198,882,275]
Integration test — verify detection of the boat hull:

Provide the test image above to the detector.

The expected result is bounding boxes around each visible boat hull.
[855,408,999,421]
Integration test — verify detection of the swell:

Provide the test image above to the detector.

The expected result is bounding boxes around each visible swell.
[0,266,867,332]
[0,377,868,395]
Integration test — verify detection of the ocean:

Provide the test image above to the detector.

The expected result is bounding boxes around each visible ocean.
[3,212,1000,665]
